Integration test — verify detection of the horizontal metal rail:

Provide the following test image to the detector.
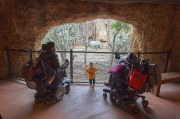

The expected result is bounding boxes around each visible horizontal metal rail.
[8,76,104,84]
[5,48,169,54]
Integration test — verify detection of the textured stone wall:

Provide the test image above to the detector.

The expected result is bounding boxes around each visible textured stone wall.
[169,5,180,72]
[0,0,179,78]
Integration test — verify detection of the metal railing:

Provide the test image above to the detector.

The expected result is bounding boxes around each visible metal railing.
[4,47,172,83]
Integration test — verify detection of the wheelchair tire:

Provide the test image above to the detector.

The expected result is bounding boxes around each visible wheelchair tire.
[142,100,149,106]
[53,85,65,101]
[131,106,139,114]
[110,91,122,107]
[65,86,70,94]
[103,93,107,99]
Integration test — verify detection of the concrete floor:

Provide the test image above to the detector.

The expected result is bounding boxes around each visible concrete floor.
[0,80,180,119]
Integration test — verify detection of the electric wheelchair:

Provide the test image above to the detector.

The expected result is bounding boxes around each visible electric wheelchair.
[25,59,72,106]
[103,59,149,114]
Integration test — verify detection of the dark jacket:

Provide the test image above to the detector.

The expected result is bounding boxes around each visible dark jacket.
[40,51,60,70]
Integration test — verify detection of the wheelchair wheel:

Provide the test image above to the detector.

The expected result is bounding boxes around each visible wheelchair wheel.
[53,85,65,101]
[110,90,122,107]
[103,93,107,99]
[142,100,149,106]
[131,106,139,114]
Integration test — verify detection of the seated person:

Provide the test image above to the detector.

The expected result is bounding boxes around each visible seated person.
[104,52,138,86]
[40,42,61,71]
[40,42,66,85]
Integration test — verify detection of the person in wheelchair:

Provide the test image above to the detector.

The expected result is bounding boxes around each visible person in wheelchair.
[103,52,149,114]
[104,52,138,87]
[26,42,71,105]
[39,42,67,85]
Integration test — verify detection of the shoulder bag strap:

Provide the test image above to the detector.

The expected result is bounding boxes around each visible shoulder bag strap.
[29,57,41,71]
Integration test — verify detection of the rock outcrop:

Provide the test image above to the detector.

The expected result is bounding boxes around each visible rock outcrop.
[0,0,180,78]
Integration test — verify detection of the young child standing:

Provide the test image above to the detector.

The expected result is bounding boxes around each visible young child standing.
[85,62,98,89]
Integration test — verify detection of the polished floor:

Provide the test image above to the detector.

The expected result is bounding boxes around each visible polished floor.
[0,79,180,119]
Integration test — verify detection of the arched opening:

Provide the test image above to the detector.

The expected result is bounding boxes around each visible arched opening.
[39,19,133,82]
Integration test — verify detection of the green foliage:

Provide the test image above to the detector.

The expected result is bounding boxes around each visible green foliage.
[110,31,132,52]
[110,21,132,34]
[110,21,133,52]
[42,23,81,49]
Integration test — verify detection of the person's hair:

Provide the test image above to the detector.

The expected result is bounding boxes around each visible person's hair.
[89,62,93,64]
[47,42,55,49]
[126,52,137,61]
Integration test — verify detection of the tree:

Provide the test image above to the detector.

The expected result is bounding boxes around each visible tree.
[42,23,81,63]
[109,21,132,69]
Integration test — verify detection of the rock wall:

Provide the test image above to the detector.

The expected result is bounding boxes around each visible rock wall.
[169,5,180,72]
[0,0,180,78]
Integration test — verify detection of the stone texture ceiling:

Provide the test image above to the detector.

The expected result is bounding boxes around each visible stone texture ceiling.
[76,0,180,4]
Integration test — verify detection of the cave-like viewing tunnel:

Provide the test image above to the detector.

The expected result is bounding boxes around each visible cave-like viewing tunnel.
[0,0,180,119]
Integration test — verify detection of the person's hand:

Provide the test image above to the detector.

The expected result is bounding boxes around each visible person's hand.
[64,63,67,66]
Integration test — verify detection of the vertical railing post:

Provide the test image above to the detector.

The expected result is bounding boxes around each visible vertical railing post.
[70,49,73,83]
[164,50,172,73]
[4,47,10,77]
[29,49,33,61]
[138,51,141,61]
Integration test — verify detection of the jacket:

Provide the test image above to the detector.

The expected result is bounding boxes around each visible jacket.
[108,64,125,75]
[40,51,60,70]
[85,67,98,79]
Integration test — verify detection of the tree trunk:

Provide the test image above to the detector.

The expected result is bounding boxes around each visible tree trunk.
[76,23,80,46]
[92,20,96,41]
[86,21,88,44]
[47,38,65,63]
[84,42,87,69]
[106,19,110,49]
[61,44,65,63]
[53,28,57,51]
[109,34,117,70]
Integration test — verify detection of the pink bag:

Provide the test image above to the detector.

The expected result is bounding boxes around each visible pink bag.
[108,64,125,75]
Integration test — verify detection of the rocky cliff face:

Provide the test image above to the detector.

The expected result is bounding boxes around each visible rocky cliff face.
[0,0,179,78]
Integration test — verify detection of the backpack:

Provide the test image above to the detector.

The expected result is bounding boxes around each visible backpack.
[33,59,56,85]
[21,57,41,81]
[148,64,162,85]
[129,69,148,91]
[21,61,34,81]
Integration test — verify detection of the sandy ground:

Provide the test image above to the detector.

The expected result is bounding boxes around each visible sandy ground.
[57,46,126,82]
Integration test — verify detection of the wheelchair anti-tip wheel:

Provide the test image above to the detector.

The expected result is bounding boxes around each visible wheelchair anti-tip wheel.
[34,94,40,104]
[103,93,107,99]
[142,100,149,106]
[35,97,40,104]
[110,90,122,107]
[131,106,139,114]
[65,86,70,94]
[44,98,50,106]
[53,85,65,101]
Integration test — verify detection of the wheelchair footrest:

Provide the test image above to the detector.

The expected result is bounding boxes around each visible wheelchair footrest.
[103,88,111,93]
[65,79,72,83]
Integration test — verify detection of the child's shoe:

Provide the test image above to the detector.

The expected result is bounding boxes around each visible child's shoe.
[92,84,94,89]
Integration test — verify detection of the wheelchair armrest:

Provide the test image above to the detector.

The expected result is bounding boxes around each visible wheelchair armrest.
[111,73,123,79]
[65,79,72,83]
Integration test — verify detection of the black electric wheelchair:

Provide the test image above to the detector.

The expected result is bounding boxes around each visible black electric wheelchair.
[25,59,72,106]
[103,59,149,114]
